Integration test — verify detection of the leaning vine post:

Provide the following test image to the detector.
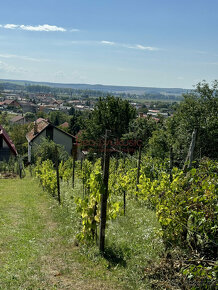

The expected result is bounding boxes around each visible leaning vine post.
[99,129,110,252]
[183,128,197,171]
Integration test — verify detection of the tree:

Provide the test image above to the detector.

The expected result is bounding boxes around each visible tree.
[69,106,75,115]
[148,80,218,165]
[32,138,68,164]
[79,96,136,151]
[49,111,69,126]
[10,124,30,156]
[25,112,35,122]
[174,80,218,160]
[123,116,157,149]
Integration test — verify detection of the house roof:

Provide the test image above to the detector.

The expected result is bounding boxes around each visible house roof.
[10,115,25,123]
[26,119,49,142]
[0,125,18,155]
[26,119,75,142]
[60,122,69,128]
[3,100,14,105]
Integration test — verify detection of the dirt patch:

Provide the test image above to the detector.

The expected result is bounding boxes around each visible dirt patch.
[0,172,18,179]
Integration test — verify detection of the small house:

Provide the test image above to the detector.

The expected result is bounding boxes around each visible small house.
[0,125,18,161]
[10,115,26,125]
[26,118,76,163]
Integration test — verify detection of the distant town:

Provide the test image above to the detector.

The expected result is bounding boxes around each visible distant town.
[0,79,184,123]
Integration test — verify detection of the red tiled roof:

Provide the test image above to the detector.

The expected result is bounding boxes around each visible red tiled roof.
[3,100,14,105]
[60,122,69,128]
[26,119,49,142]
[0,125,18,155]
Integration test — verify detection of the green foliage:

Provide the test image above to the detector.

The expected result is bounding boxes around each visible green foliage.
[148,80,218,164]
[59,158,73,181]
[49,111,69,126]
[137,158,218,258]
[69,113,83,136]
[123,116,157,149]
[32,138,68,164]
[79,96,136,151]
[34,159,57,196]
[75,159,123,242]
[9,123,30,156]
[25,112,35,122]
[0,111,8,126]
[75,160,103,241]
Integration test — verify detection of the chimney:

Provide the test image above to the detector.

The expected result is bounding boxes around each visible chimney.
[33,121,38,135]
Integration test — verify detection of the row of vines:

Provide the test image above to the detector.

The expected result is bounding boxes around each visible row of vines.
[34,154,217,288]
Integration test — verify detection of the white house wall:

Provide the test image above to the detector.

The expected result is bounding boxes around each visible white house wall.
[28,127,73,162]
[3,139,9,148]
[53,128,72,155]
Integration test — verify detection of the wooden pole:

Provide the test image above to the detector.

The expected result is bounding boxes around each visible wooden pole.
[72,154,75,188]
[123,191,126,216]
[183,128,197,171]
[169,147,173,182]
[99,129,110,252]
[136,145,142,192]
[55,146,61,204]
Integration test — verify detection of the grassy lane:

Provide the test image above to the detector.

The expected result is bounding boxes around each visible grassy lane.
[0,176,121,290]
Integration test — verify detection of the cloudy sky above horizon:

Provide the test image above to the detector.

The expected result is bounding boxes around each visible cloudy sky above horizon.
[0,0,218,89]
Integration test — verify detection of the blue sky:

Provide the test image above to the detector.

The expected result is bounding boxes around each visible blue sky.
[0,0,218,88]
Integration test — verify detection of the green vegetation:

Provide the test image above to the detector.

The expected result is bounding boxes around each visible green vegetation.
[34,153,218,289]
[0,175,125,289]
[0,80,217,288]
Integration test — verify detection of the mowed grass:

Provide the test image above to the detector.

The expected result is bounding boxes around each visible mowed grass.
[61,180,164,289]
[0,175,122,289]
[0,174,163,289]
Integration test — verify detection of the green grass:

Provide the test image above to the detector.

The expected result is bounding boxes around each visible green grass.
[60,178,164,289]
[0,175,122,289]
[0,174,163,289]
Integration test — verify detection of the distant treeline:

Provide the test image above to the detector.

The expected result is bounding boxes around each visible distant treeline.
[0,81,184,101]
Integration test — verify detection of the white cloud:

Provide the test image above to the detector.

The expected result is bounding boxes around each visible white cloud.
[0,61,28,73]
[4,24,18,29]
[0,53,49,62]
[101,40,115,45]
[0,23,66,32]
[135,44,158,51]
[70,28,80,32]
[100,40,157,51]
[69,40,159,52]
[100,41,158,51]
[20,24,66,32]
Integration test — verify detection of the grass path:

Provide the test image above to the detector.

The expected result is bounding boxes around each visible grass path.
[0,176,121,289]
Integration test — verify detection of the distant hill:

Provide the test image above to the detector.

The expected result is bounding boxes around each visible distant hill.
[0,79,188,96]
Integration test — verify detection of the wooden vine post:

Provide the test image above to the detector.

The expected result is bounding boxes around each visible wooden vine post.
[123,154,126,216]
[55,145,61,204]
[18,157,23,179]
[136,145,142,192]
[99,129,110,252]
[72,143,77,188]
[183,128,197,171]
[169,147,173,182]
